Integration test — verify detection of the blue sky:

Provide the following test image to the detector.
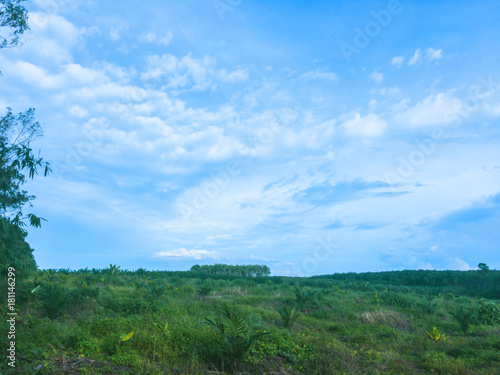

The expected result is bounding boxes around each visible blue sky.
[1,0,499,275]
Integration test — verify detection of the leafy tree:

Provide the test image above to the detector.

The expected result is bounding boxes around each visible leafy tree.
[478,263,489,271]
[0,217,36,278]
[1,1,50,277]
[0,0,29,49]
[0,107,51,229]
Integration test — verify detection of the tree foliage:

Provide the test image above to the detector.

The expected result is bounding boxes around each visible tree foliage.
[0,2,49,277]
[478,263,490,271]
[0,216,36,278]
[0,107,51,230]
[0,0,29,49]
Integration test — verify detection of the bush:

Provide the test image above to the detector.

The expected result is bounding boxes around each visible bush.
[475,299,500,325]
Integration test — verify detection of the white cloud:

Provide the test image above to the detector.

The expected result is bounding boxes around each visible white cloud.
[408,49,422,65]
[2,60,107,90]
[379,86,400,96]
[408,48,443,66]
[370,70,384,83]
[154,248,216,259]
[426,48,443,61]
[280,118,336,150]
[1,2,498,274]
[142,32,156,43]
[448,257,471,271]
[391,56,404,68]
[6,12,81,65]
[109,28,121,41]
[395,92,463,126]
[140,53,247,90]
[218,68,249,83]
[140,31,173,46]
[206,234,230,240]
[299,68,338,82]
[340,113,387,137]
[29,12,79,47]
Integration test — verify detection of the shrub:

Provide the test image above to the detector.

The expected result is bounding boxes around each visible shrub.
[475,299,500,326]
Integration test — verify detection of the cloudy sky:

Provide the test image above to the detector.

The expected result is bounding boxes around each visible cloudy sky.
[1,0,499,275]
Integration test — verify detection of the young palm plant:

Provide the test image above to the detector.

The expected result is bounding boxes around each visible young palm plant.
[426,327,448,345]
[450,305,475,334]
[40,283,71,319]
[277,305,301,329]
[294,287,319,310]
[204,308,269,374]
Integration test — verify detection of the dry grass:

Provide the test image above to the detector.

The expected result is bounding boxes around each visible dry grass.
[359,309,409,329]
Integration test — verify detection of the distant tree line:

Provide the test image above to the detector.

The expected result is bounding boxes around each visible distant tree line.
[312,268,500,299]
[190,264,271,277]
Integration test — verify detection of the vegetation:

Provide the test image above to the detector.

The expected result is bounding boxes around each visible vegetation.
[425,327,448,345]
[0,0,29,49]
[450,304,475,334]
[1,3,499,374]
[1,0,50,279]
[277,305,301,329]
[191,264,271,277]
[0,266,499,374]
[204,308,269,373]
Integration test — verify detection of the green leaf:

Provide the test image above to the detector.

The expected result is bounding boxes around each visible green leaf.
[120,330,134,341]
[31,285,41,294]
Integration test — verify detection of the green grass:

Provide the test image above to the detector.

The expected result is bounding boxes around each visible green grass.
[1,268,499,374]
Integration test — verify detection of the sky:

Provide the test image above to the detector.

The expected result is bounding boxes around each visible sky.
[1,0,499,275]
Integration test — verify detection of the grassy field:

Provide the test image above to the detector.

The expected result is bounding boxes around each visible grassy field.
[1,266,499,374]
